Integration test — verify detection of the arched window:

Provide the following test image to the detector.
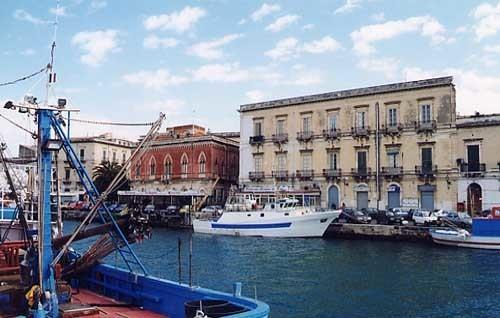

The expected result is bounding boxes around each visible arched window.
[149,157,156,176]
[135,164,141,178]
[198,152,206,175]
[181,153,189,178]
[164,155,172,179]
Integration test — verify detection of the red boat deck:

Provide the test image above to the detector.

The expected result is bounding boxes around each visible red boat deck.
[69,289,167,318]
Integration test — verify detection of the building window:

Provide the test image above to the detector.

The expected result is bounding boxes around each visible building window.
[254,121,263,136]
[327,113,338,130]
[102,150,107,162]
[135,164,141,177]
[302,115,312,133]
[357,151,367,172]
[421,147,433,172]
[254,155,263,172]
[79,149,85,161]
[276,153,287,171]
[420,104,431,123]
[387,151,398,167]
[164,158,172,179]
[149,158,156,176]
[276,118,286,135]
[328,152,338,170]
[122,153,126,163]
[302,152,312,170]
[112,151,117,163]
[467,144,480,171]
[388,108,398,127]
[356,111,367,128]
[198,153,206,175]
[65,168,70,181]
[181,154,189,178]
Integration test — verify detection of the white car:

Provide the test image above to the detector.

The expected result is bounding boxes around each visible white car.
[412,210,438,226]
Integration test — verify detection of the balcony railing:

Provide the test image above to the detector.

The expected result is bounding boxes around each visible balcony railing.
[381,166,403,178]
[384,123,403,135]
[323,128,340,140]
[249,135,265,145]
[249,171,265,181]
[272,170,288,181]
[161,174,172,182]
[460,163,486,177]
[415,165,437,177]
[297,131,314,142]
[416,120,436,133]
[323,168,342,179]
[272,133,288,144]
[351,167,372,179]
[352,126,370,138]
[296,169,314,180]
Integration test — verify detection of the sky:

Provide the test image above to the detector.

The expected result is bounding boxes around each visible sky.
[1,0,500,154]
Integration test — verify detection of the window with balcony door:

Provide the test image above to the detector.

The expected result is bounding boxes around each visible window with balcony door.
[253,121,262,136]
[387,108,398,127]
[328,152,338,170]
[135,164,141,177]
[421,147,433,173]
[102,150,107,162]
[420,104,432,123]
[112,151,117,163]
[254,155,263,172]
[164,159,172,178]
[302,116,312,133]
[467,144,480,172]
[65,168,70,181]
[150,158,156,176]
[198,153,206,175]
[276,118,286,135]
[122,153,126,163]
[79,149,85,161]
[302,153,312,170]
[387,151,398,168]
[356,111,367,128]
[327,113,338,130]
[276,153,287,171]
[181,154,189,178]
[357,151,367,173]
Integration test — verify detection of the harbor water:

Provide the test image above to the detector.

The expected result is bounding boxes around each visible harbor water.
[67,221,500,318]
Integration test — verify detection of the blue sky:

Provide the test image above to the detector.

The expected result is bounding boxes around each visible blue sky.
[2,0,500,151]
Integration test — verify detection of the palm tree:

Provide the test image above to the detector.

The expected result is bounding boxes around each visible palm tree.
[92,161,129,201]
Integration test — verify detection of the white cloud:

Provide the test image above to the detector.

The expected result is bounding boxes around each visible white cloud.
[286,70,323,86]
[251,3,281,22]
[143,6,206,33]
[191,63,250,83]
[265,14,300,32]
[21,48,36,56]
[456,26,468,33]
[13,9,50,25]
[145,99,186,113]
[143,35,179,49]
[187,34,243,60]
[123,69,188,90]
[471,2,500,40]
[72,30,121,66]
[265,36,341,60]
[402,67,500,115]
[238,18,247,25]
[351,15,449,55]
[90,0,107,11]
[265,37,299,60]
[357,57,400,78]
[245,90,267,102]
[50,6,67,17]
[302,24,315,31]
[484,44,500,53]
[371,12,385,22]
[302,36,342,54]
[334,0,362,15]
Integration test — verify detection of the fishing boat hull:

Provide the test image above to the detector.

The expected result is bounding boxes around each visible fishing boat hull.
[193,210,340,238]
[430,229,500,250]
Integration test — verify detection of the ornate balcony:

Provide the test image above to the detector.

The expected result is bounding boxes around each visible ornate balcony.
[272,170,288,181]
[460,163,486,177]
[323,128,340,140]
[352,126,370,138]
[323,168,342,180]
[249,135,265,145]
[297,131,314,142]
[249,171,265,182]
[415,165,437,177]
[381,166,403,179]
[384,123,403,136]
[416,120,436,133]
[272,133,288,144]
[296,169,314,180]
[351,167,372,180]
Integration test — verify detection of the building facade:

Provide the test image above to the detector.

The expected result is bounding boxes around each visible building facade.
[130,125,239,205]
[56,133,135,194]
[239,77,462,210]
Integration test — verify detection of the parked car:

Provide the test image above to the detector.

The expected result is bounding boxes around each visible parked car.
[338,208,372,224]
[165,205,180,215]
[389,207,410,220]
[433,209,452,220]
[360,208,379,221]
[144,204,155,214]
[412,210,438,226]
[443,212,472,227]
[374,210,408,225]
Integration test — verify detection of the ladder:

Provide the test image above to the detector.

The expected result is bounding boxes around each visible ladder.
[49,113,148,275]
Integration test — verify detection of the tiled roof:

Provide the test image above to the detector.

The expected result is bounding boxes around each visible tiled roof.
[240,76,453,112]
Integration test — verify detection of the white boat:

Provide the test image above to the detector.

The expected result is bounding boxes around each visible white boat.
[430,216,500,250]
[193,197,341,238]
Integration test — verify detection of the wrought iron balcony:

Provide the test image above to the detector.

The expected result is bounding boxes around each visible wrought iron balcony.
[352,126,370,138]
[249,135,265,145]
[381,166,403,178]
[351,167,372,179]
[323,128,340,140]
[272,133,288,144]
[460,163,486,177]
[384,123,403,136]
[416,120,436,133]
[249,171,265,181]
[272,170,288,181]
[297,131,314,142]
[296,169,314,180]
[415,165,437,177]
[323,168,342,179]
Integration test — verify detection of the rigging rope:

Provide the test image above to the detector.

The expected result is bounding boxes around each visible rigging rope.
[63,117,154,127]
[0,66,48,87]
[0,113,37,138]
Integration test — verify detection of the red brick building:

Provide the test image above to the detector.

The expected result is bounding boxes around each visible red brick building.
[130,124,239,205]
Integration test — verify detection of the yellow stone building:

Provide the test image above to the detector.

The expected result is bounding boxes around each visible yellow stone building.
[239,77,465,210]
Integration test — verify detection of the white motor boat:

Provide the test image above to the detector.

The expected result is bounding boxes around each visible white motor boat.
[430,215,500,250]
[193,197,341,238]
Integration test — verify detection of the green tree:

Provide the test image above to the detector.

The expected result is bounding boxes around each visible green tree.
[92,161,129,201]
